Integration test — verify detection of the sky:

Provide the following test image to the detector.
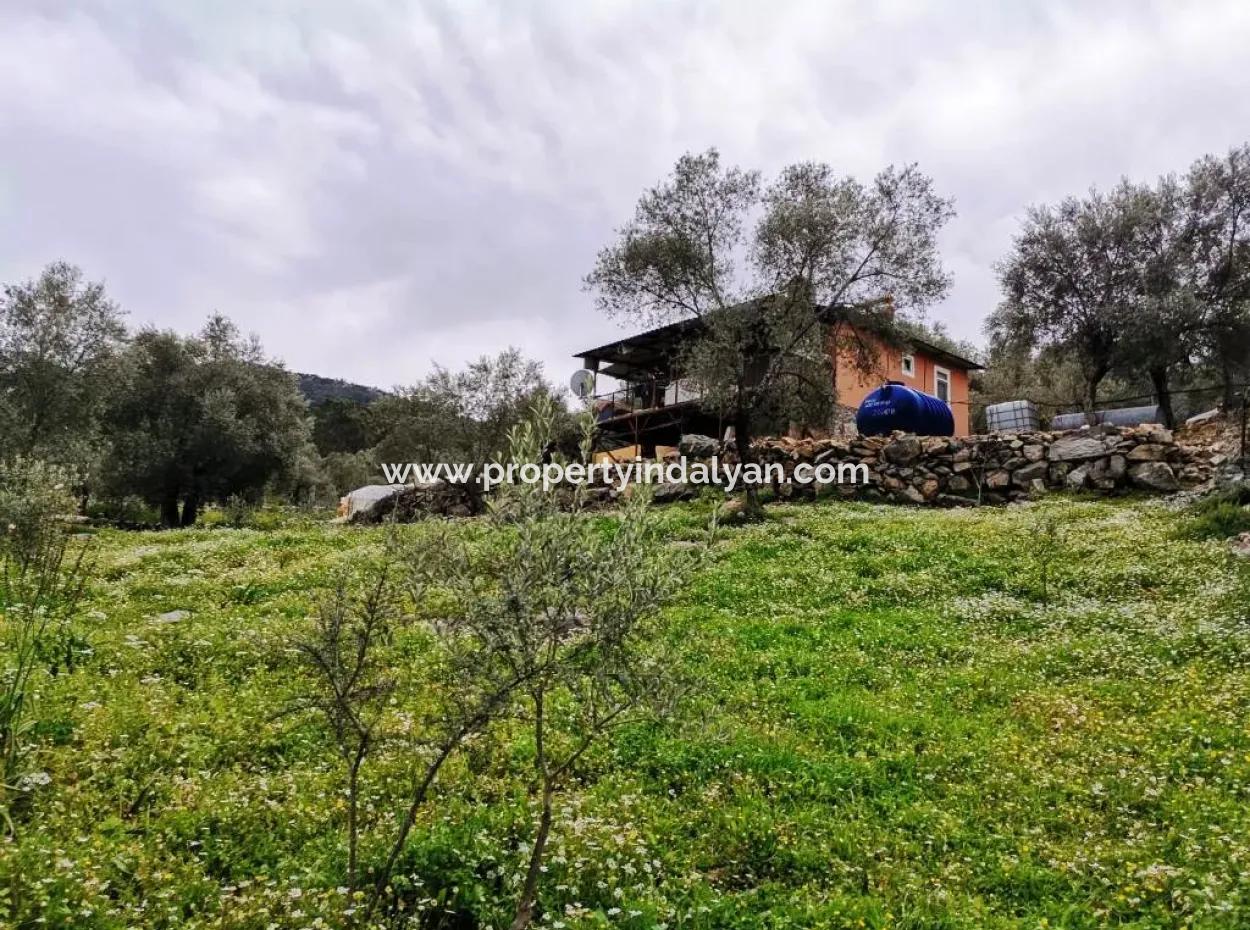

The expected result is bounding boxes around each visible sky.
[3,1,1249,392]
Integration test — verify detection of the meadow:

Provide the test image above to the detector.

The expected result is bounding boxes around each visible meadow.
[3,496,1249,929]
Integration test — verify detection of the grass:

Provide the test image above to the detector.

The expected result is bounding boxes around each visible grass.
[3,497,1250,928]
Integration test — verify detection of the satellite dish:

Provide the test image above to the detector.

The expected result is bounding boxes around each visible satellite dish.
[569,369,596,399]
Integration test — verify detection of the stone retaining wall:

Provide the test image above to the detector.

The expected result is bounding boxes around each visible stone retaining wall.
[347,425,1222,523]
[680,424,1216,506]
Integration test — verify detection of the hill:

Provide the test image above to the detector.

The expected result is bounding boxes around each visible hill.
[294,371,385,407]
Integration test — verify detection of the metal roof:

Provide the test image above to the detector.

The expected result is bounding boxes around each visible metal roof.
[574,304,983,377]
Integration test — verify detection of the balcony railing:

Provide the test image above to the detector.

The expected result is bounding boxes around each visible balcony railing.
[591,378,703,420]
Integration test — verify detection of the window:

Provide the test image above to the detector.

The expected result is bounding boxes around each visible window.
[900,353,915,377]
[934,366,951,404]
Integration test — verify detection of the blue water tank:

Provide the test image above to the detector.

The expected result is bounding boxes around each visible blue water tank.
[856,382,955,437]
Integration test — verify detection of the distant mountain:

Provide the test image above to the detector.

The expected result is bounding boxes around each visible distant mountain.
[295,372,386,407]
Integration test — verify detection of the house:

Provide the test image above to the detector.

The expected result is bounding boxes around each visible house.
[573,300,982,453]
[830,325,981,437]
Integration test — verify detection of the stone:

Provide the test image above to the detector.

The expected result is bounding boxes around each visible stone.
[883,437,923,466]
[918,478,940,499]
[935,493,976,508]
[716,497,749,523]
[1231,532,1250,558]
[985,469,1012,489]
[1128,461,1178,491]
[678,434,719,458]
[155,610,189,623]
[1186,408,1222,426]
[1030,478,1047,494]
[1178,464,1207,484]
[1048,436,1108,462]
[946,474,972,493]
[901,485,926,504]
[1012,461,1049,485]
[1086,455,1126,485]
[350,480,483,524]
[1022,444,1045,462]
[1064,464,1090,490]
[1126,443,1168,462]
[652,481,696,504]
[338,484,406,520]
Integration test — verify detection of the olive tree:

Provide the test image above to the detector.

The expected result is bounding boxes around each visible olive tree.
[100,315,310,526]
[0,262,126,468]
[991,184,1145,416]
[586,150,953,514]
[302,398,697,928]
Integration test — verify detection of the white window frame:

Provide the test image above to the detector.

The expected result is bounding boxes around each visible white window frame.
[900,353,915,377]
[934,365,951,404]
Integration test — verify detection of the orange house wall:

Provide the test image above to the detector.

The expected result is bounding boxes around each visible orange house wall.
[831,332,972,437]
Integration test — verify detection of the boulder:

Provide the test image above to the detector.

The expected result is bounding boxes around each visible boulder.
[1012,461,1049,486]
[1048,436,1107,462]
[350,480,483,524]
[883,437,923,466]
[901,485,926,504]
[1064,464,1090,490]
[678,434,719,458]
[1128,461,1178,491]
[716,497,750,523]
[1185,408,1222,427]
[985,469,1012,489]
[338,484,407,520]
[652,481,696,504]
[1126,443,1168,462]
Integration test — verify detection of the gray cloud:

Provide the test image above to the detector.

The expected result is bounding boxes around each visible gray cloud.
[2,0,1248,390]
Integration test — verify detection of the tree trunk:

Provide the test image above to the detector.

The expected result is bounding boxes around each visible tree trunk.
[160,493,180,529]
[347,748,365,897]
[510,690,552,930]
[1149,366,1175,428]
[180,494,199,527]
[509,781,554,930]
[1084,377,1100,423]
[733,407,762,518]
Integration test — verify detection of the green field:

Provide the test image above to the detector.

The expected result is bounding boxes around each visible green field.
[4,497,1249,929]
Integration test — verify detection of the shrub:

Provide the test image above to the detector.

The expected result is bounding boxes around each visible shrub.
[1178,485,1250,540]
[0,460,93,832]
[0,459,77,565]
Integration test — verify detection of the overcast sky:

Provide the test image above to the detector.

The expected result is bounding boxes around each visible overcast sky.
[3,1,1249,390]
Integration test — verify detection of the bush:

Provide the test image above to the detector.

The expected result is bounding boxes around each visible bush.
[84,494,159,529]
[1178,484,1250,540]
[0,459,77,565]
[0,460,93,831]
